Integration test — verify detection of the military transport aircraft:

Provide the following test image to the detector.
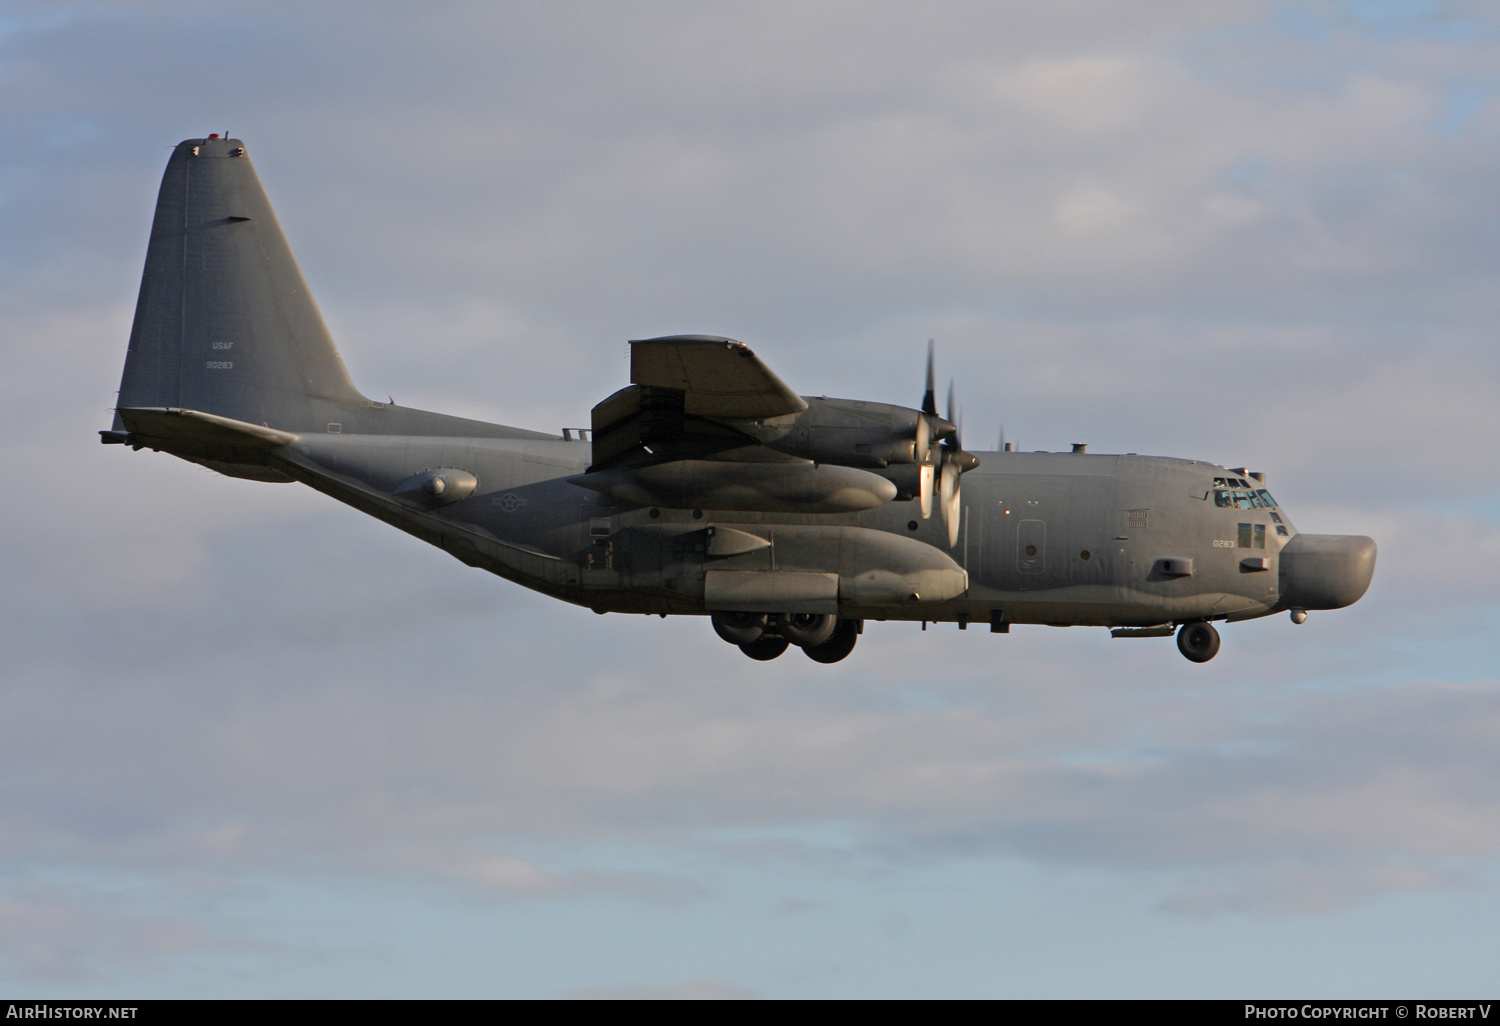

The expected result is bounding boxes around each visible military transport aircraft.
[103,137,1377,664]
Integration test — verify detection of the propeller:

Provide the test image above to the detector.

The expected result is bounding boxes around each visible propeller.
[914,342,978,546]
[917,346,935,517]
[921,339,939,419]
[941,382,963,547]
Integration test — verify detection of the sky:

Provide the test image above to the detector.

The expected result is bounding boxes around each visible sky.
[1,0,1498,999]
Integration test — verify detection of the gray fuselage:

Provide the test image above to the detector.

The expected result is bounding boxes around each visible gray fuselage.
[107,137,1376,660]
[274,428,1337,629]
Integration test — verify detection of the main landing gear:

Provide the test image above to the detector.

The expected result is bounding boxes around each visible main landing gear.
[1176,621,1221,663]
[711,612,861,663]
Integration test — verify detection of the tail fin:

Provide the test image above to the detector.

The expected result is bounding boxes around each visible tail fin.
[113,136,363,433]
[109,137,557,475]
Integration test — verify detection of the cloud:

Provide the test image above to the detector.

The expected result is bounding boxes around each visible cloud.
[989,56,1165,136]
[1158,861,1481,918]
[2,540,1497,913]
[0,882,254,983]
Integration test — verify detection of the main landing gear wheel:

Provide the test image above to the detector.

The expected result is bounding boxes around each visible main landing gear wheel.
[780,612,837,648]
[712,611,768,646]
[1177,621,1221,663]
[803,619,859,663]
[739,635,790,661]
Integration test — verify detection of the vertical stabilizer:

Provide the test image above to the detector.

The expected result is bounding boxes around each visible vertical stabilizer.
[114,137,363,432]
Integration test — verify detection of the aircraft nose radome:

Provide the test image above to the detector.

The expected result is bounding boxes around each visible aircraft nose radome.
[1279,534,1378,611]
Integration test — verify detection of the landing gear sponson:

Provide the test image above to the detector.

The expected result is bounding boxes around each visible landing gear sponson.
[712,612,862,663]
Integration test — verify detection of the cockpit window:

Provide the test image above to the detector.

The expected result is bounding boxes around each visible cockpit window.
[1213,477,1228,488]
[1217,487,1280,511]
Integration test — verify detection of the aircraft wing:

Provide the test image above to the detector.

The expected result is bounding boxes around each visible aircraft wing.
[589,335,806,470]
[629,335,807,419]
[582,335,927,517]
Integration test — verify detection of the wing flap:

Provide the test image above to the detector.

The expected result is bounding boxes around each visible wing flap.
[587,384,758,471]
[630,335,807,419]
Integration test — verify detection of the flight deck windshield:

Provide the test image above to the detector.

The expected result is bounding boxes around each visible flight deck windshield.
[1213,487,1279,508]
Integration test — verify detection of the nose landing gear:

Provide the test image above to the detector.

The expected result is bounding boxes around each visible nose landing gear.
[1176,621,1221,663]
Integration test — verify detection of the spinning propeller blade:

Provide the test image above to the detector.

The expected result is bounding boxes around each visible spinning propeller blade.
[922,339,938,417]
[941,380,962,547]
[909,348,979,547]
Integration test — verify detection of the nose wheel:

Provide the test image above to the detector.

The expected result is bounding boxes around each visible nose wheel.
[1176,621,1221,663]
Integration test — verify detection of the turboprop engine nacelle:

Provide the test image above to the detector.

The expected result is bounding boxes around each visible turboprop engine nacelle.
[728,397,954,470]
[570,459,898,514]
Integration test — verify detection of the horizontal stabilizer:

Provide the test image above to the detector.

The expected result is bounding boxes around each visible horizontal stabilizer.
[117,407,299,449]
[113,406,299,481]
